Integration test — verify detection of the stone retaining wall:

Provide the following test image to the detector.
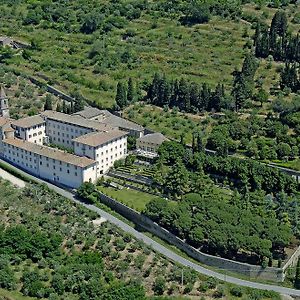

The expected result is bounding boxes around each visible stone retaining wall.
[97,191,285,282]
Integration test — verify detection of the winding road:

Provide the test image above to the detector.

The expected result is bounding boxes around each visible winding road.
[1,159,300,296]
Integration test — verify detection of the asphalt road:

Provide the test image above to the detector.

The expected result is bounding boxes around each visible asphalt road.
[1,159,300,296]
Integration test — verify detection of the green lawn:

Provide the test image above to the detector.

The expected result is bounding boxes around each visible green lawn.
[98,186,162,212]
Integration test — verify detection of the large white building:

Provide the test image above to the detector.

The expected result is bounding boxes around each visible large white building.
[0,105,128,188]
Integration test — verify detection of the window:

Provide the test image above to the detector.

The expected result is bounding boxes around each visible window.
[53,165,56,169]
[75,172,77,176]
[67,170,70,174]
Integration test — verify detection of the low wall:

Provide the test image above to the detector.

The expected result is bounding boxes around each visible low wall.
[108,170,153,186]
[283,245,300,271]
[97,191,285,282]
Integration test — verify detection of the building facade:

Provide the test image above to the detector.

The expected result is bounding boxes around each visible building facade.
[12,115,46,145]
[2,138,97,188]
[42,110,114,149]
[136,132,169,154]
[73,130,127,175]
[0,106,128,188]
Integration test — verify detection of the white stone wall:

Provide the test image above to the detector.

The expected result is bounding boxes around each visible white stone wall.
[2,142,97,188]
[45,119,92,148]
[74,135,127,175]
[15,124,46,145]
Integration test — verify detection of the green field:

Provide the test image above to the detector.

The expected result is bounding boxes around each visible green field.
[98,185,162,211]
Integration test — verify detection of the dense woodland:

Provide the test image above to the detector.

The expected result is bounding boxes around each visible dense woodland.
[141,140,300,265]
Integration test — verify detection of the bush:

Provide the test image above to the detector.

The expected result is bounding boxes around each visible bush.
[214,285,225,298]
[230,286,243,297]
[153,276,166,295]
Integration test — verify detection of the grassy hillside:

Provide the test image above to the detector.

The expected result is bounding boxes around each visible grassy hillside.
[0,1,298,109]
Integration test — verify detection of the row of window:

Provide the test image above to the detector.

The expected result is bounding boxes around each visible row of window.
[19,124,44,131]
[29,131,44,138]
[139,146,156,153]
[48,121,90,135]
[5,144,80,169]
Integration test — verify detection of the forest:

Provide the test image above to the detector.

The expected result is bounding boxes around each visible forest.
[131,139,300,266]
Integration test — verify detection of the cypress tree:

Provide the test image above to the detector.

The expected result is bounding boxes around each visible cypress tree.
[56,102,62,112]
[200,83,211,111]
[147,73,160,104]
[209,83,223,112]
[74,97,84,113]
[253,23,261,46]
[294,258,300,289]
[192,131,197,153]
[115,81,127,109]
[62,100,67,114]
[127,77,134,103]
[44,94,53,111]
[170,79,179,107]
[70,100,74,113]
[178,78,189,111]
[270,11,288,51]
[162,77,171,106]
[255,28,270,58]
[189,82,199,110]
[197,132,204,153]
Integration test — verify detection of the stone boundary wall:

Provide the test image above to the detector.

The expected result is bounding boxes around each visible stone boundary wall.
[27,76,76,103]
[108,170,153,186]
[97,191,285,282]
[283,245,300,271]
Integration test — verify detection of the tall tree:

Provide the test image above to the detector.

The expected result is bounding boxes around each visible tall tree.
[44,94,53,111]
[127,77,134,103]
[295,258,300,289]
[115,82,127,110]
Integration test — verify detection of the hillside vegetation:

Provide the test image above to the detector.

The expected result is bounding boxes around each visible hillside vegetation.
[0,179,282,299]
[0,0,298,108]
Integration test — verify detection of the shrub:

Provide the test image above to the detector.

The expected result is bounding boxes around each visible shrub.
[153,276,166,295]
[230,286,243,297]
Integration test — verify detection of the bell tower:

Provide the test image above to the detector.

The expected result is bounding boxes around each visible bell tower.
[0,86,10,118]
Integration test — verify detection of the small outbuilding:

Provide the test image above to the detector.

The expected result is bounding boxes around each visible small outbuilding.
[136,132,169,160]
